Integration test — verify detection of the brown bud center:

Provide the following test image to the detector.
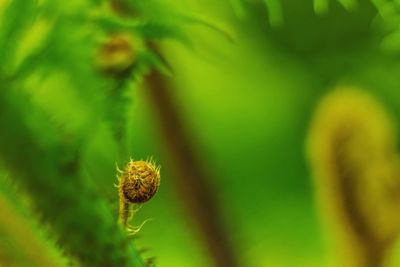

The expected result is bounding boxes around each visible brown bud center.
[120,160,160,203]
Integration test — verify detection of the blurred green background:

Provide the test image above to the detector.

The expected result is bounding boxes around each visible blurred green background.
[3,0,400,266]
[130,1,400,267]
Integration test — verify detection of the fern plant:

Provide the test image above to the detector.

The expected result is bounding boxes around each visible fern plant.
[0,0,207,266]
[231,0,400,39]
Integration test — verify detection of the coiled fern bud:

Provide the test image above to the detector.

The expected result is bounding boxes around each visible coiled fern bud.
[117,159,160,232]
[307,88,400,267]
[96,33,136,76]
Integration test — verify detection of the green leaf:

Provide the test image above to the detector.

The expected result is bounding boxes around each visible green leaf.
[337,0,358,11]
[0,0,37,65]
[314,0,329,15]
[174,13,235,43]
[262,0,284,28]
[93,14,192,45]
[230,0,247,18]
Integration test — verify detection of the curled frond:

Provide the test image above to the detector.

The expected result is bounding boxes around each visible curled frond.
[307,88,400,267]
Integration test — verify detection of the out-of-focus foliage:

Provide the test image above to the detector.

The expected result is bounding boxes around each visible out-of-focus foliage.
[148,1,400,266]
[0,173,69,267]
[3,0,400,267]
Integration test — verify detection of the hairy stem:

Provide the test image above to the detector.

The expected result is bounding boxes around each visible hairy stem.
[0,89,145,267]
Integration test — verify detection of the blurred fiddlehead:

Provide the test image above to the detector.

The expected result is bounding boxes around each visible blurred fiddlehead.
[307,88,400,267]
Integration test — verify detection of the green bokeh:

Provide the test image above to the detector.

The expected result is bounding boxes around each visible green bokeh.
[2,0,400,266]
